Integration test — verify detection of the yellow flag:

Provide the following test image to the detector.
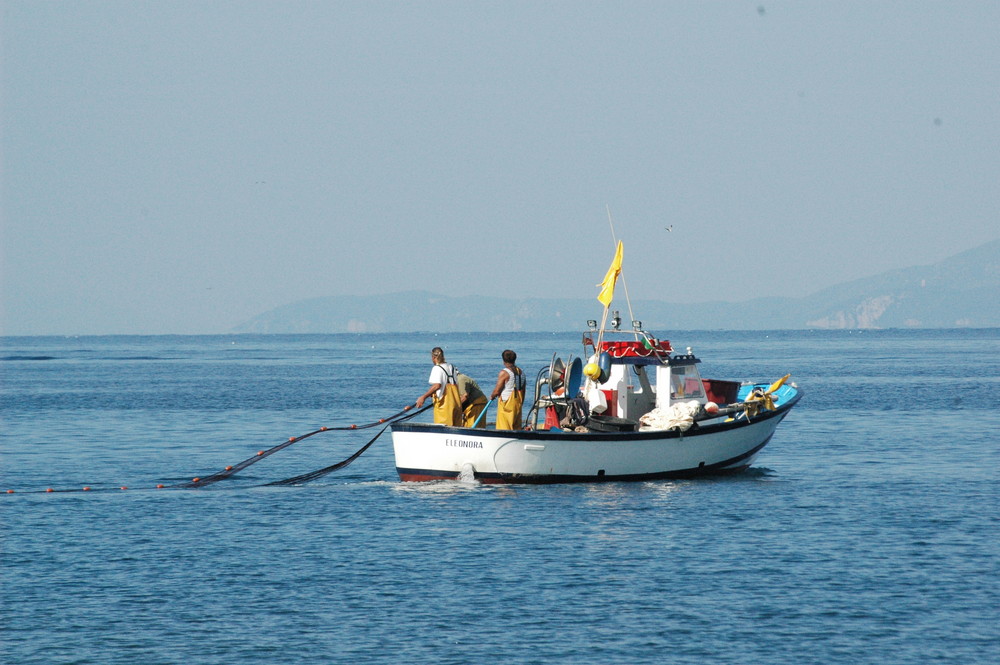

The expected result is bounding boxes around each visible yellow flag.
[596,241,623,307]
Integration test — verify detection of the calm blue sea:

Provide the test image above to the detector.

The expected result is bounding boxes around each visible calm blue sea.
[2,330,998,665]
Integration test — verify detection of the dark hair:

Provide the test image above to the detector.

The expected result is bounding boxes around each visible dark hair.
[502,349,516,363]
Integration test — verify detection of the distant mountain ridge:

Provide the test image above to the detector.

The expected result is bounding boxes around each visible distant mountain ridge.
[233,239,1000,332]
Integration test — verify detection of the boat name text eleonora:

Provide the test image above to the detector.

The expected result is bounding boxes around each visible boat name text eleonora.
[444,439,484,449]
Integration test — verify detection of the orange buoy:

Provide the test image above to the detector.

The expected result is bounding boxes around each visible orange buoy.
[320,426,328,431]
[83,486,91,491]
[156,484,165,489]
[351,424,357,429]
[46,488,54,493]
[120,486,128,490]
[192,477,200,483]
[225,465,233,471]
[5,489,13,494]
[289,437,295,442]
[379,419,385,423]
[256,450,264,456]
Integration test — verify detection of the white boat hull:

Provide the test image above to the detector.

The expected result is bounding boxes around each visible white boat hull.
[391,396,798,483]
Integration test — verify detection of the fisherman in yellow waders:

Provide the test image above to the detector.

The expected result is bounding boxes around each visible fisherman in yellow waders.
[416,347,462,426]
[456,371,489,428]
[490,349,526,430]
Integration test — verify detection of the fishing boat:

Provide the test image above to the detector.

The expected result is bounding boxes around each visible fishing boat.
[391,241,802,484]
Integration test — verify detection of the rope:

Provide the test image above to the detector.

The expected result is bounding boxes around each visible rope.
[264,425,388,485]
[265,404,430,486]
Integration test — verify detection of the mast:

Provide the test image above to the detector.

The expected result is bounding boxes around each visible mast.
[604,206,639,342]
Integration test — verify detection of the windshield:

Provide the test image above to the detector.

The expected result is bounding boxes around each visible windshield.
[669,364,705,400]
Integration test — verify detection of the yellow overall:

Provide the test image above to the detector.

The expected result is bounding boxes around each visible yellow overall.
[463,396,489,428]
[433,367,463,427]
[495,368,524,431]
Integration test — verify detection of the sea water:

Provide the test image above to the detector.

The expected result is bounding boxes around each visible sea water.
[2,330,998,665]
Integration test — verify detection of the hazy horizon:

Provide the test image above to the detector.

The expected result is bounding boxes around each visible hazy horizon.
[3,2,998,335]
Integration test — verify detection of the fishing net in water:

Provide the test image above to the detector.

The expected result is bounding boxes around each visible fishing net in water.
[7,405,430,494]
[176,405,429,489]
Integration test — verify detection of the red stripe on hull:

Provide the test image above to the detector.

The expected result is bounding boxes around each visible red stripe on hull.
[397,472,452,482]
[397,464,754,484]
[397,471,508,484]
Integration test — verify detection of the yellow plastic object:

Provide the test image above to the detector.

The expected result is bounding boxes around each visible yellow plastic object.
[766,373,791,394]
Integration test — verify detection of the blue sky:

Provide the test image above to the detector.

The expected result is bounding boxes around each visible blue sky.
[2,1,998,334]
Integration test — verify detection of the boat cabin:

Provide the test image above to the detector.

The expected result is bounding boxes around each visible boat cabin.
[529,324,743,430]
[593,341,709,420]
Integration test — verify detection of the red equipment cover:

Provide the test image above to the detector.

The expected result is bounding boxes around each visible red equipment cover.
[599,340,672,358]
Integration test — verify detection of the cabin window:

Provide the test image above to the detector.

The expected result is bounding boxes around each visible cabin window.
[670,364,705,400]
